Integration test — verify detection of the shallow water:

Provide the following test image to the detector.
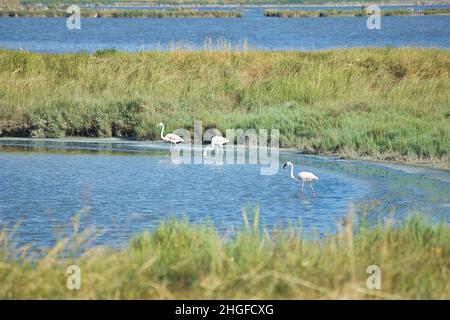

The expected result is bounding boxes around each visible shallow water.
[0,5,449,52]
[0,138,449,249]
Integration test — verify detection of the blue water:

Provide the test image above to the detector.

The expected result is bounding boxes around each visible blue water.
[0,6,449,52]
[0,139,449,249]
[0,6,449,250]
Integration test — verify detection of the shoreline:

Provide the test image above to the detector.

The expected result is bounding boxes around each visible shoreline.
[1,137,448,170]
[0,8,243,18]
[264,7,450,16]
[80,1,450,8]
[3,3,449,18]
[4,2,449,18]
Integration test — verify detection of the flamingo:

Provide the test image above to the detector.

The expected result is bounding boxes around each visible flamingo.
[156,122,183,152]
[283,161,319,197]
[203,136,229,157]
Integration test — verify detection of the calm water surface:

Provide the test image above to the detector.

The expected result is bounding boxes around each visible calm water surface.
[0,6,449,52]
[0,138,449,249]
[1,7,449,249]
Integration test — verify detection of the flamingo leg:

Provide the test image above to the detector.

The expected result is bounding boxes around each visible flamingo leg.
[175,143,180,153]
[310,183,317,197]
[219,144,224,153]
[301,180,304,193]
[216,144,219,154]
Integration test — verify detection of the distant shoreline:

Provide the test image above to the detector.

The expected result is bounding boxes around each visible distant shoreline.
[3,2,449,13]
[264,7,450,16]
[0,7,244,18]
[3,2,449,18]
[77,1,450,8]
[12,1,450,9]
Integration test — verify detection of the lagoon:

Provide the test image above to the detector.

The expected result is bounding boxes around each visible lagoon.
[0,6,449,52]
[0,138,449,249]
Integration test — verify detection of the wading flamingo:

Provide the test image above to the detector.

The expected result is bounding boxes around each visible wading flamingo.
[283,161,319,197]
[203,136,229,157]
[157,122,183,152]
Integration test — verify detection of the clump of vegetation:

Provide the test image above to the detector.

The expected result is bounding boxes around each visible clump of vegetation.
[264,8,450,18]
[0,210,448,299]
[0,0,19,10]
[423,8,450,15]
[0,7,243,18]
[264,9,357,18]
[0,48,449,166]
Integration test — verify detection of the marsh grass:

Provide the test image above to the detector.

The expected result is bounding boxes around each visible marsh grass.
[264,8,450,17]
[0,8,243,18]
[0,209,448,299]
[0,48,449,166]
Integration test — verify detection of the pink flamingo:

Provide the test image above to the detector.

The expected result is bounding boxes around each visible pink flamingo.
[157,122,183,152]
[203,136,229,157]
[283,161,319,197]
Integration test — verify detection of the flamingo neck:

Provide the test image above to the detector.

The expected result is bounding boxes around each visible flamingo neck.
[160,124,165,139]
[289,164,295,180]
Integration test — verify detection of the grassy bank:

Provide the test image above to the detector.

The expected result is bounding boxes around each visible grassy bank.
[0,48,449,166]
[264,8,450,17]
[0,213,448,299]
[0,8,243,18]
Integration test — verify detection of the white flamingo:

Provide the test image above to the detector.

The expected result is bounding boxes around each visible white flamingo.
[203,136,229,157]
[157,122,183,152]
[283,161,319,197]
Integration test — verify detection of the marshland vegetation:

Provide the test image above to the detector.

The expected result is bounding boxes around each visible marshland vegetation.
[264,7,450,17]
[0,212,448,299]
[0,7,243,18]
[3,6,449,18]
[0,48,448,166]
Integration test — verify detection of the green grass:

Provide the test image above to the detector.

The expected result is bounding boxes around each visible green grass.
[264,8,450,17]
[0,8,243,18]
[0,211,448,299]
[0,48,449,166]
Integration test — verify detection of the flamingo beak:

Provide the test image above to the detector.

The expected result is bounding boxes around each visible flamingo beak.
[283,163,287,170]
